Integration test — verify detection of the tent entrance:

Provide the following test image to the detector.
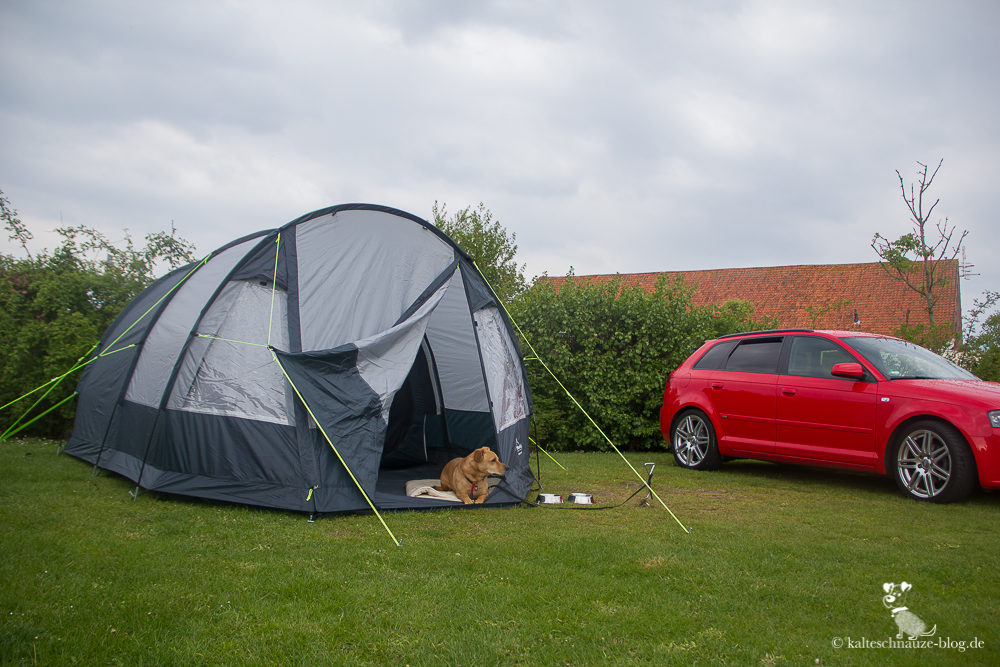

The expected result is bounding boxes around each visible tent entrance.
[375,338,490,502]
[380,340,456,470]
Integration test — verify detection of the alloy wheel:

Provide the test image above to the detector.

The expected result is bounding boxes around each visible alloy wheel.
[896,429,952,499]
[674,413,711,467]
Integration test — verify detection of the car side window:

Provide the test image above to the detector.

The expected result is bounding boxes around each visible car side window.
[692,340,738,370]
[724,337,783,373]
[787,336,855,379]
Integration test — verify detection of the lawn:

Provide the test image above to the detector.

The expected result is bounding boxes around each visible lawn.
[1,437,997,666]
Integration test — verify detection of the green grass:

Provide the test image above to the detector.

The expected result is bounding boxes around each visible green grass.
[2,438,998,666]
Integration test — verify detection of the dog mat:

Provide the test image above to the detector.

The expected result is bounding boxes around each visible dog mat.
[405,479,463,502]
[405,478,503,502]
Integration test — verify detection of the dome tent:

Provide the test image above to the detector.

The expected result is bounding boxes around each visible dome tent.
[65,204,534,516]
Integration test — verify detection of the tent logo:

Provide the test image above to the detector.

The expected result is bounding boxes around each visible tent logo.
[882,582,936,640]
[514,437,524,456]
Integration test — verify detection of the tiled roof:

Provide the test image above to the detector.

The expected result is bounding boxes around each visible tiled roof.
[539,261,962,336]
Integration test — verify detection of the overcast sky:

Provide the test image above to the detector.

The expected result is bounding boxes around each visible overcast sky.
[2,1,997,319]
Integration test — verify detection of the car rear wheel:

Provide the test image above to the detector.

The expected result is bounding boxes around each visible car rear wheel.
[892,420,976,503]
[671,409,721,470]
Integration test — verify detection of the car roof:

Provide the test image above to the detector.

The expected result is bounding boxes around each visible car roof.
[715,328,898,341]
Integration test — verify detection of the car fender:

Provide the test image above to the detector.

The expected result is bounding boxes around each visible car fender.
[661,395,724,449]
[875,395,986,474]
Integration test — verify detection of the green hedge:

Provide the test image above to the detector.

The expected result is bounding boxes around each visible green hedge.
[509,274,775,452]
[0,224,195,438]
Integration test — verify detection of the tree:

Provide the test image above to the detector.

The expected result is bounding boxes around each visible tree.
[960,290,1000,381]
[432,202,526,303]
[872,159,967,337]
[1,188,32,258]
[803,298,852,329]
[1,189,197,437]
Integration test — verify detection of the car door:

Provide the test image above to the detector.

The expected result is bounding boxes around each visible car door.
[707,336,783,455]
[775,335,877,467]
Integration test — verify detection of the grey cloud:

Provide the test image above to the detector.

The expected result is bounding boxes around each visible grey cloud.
[1,0,998,310]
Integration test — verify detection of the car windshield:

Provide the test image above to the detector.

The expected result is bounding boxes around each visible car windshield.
[842,336,979,381]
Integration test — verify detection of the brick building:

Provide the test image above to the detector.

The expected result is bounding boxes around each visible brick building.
[540,261,962,336]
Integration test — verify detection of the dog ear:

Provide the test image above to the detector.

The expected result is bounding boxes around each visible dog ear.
[900,582,912,593]
[883,583,894,594]
[474,449,484,461]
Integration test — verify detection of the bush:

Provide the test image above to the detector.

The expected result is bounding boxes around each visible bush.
[510,272,775,452]
[1,191,195,438]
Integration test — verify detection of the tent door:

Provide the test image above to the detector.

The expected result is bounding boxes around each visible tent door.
[380,339,449,469]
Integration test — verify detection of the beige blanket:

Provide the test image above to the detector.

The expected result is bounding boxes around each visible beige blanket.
[405,479,462,502]
[405,477,502,502]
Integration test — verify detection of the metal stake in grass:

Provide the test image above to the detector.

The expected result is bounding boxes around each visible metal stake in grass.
[639,462,655,507]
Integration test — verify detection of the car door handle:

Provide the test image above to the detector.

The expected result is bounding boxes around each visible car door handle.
[781,388,796,396]
[711,382,724,390]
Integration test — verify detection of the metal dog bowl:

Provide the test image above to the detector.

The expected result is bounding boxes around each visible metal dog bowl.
[536,493,563,504]
[568,492,594,504]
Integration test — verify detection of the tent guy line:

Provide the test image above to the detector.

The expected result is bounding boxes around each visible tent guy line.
[472,261,691,534]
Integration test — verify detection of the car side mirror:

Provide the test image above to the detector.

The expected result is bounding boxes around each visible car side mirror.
[831,362,865,380]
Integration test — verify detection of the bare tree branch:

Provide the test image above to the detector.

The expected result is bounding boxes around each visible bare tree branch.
[874,159,965,331]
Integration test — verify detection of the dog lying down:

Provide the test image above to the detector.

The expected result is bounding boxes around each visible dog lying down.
[434,446,509,504]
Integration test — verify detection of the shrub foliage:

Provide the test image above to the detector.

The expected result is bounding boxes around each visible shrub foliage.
[509,272,775,452]
[1,190,195,437]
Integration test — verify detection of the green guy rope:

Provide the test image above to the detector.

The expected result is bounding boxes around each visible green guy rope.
[0,343,135,414]
[0,341,96,414]
[472,261,690,533]
[271,350,401,547]
[529,437,567,471]
[0,341,99,440]
[2,393,78,441]
[100,254,211,355]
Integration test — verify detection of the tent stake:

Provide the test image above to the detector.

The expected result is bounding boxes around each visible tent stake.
[639,462,656,507]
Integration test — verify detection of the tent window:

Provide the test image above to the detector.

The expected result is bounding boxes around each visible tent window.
[168,280,295,426]
[473,306,528,432]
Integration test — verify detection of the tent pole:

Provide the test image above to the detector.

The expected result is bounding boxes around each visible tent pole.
[531,415,542,491]
[92,403,120,476]
[131,410,161,501]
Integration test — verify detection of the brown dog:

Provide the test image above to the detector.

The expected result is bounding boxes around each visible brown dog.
[434,446,509,504]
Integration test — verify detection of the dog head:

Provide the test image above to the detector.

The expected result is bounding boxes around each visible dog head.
[472,446,509,477]
[882,582,912,609]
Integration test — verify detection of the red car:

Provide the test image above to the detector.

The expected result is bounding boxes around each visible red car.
[660,329,1000,503]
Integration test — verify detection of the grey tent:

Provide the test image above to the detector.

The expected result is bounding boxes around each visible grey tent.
[65,204,534,514]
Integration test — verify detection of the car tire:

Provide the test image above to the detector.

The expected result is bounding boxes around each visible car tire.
[891,420,976,503]
[671,409,722,471]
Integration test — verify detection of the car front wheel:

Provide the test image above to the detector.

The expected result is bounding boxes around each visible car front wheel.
[891,420,976,503]
[671,409,722,470]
